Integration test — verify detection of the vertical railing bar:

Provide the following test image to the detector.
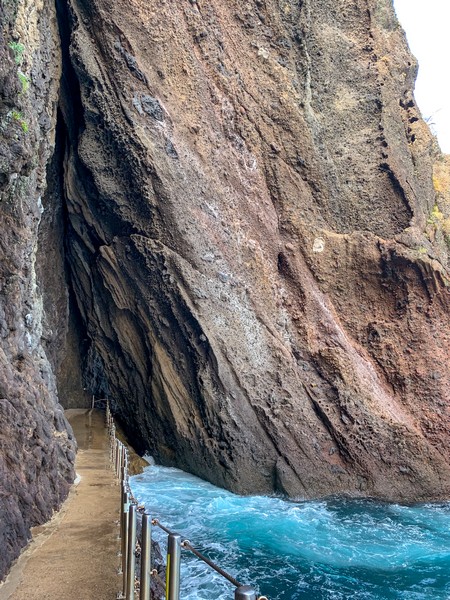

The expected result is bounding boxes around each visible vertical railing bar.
[119,482,127,546]
[115,440,120,478]
[121,492,129,586]
[166,533,181,600]
[126,504,137,600]
[119,443,123,478]
[140,513,151,600]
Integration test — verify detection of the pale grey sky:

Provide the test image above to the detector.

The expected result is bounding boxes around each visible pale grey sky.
[393,0,450,153]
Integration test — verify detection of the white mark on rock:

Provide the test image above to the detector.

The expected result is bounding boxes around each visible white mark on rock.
[202,202,219,219]
[313,237,325,253]
[193,288,209,299]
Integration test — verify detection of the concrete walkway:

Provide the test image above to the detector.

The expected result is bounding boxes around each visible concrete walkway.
[0,409,120,600]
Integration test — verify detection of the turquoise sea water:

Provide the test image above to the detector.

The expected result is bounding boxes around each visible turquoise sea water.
[130,466,450,600]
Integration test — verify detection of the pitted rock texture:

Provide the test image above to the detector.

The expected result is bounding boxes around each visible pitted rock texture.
[0,0,76,581]
[58,0,450,503]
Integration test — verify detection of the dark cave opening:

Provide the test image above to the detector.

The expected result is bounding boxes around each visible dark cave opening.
[40,0,109,407]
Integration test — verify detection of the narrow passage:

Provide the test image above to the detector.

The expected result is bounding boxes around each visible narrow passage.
[0,409,119,600]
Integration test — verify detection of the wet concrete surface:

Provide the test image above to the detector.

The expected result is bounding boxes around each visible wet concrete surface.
[0,409,120,600]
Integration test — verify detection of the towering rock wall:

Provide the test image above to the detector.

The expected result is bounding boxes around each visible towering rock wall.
[59,0,450,501]
[0,0,75,580]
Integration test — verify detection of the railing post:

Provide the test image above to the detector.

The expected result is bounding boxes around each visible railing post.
[120,482,127,544]
[122,446,128,482]
[139,513,151,600]
[126,504,137,600]
[235,586,257,600]
[121,492,130,583]
[119,443,124,476]
[166,533,181,600]
[110,423,115,453]
[121,461,126,487]
[115,440,121,477]
[110,429,115,464]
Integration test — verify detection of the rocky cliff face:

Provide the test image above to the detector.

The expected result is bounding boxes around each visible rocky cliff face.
[58,0,450,501]
[0,0,76,580]
[1,0,450,580]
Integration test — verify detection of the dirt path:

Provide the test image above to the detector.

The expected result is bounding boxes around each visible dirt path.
[0,409,120,600]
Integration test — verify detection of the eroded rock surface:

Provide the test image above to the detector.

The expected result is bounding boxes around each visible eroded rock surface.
[0,0,75,580]
[58,0,450,502]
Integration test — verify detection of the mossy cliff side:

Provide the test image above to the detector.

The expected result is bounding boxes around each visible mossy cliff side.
[0,0,75,580]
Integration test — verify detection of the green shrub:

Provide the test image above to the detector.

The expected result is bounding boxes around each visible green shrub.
[8,41,25,65]
[11,110,28,133]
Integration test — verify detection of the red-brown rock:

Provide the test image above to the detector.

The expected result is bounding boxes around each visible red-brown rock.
[59,0,450,502]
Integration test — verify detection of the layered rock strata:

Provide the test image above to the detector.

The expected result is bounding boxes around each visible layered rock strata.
[59,0,450,502]
[0,0,75,580]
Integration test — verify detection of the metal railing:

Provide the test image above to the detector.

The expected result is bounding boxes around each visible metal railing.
[106,403,268,600]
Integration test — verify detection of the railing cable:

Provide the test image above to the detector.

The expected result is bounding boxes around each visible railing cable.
[181,540,243,588]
